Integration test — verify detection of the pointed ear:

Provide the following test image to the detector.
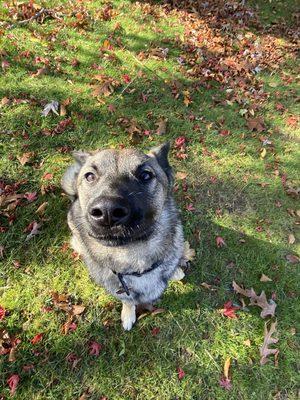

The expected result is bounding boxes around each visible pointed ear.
[149,142,173,184]
[61,151,90,199]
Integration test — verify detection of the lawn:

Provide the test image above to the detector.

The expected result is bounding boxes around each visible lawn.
[0,0,299,399]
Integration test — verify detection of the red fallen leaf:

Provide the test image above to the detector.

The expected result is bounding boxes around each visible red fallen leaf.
[177,367,185,380]
[24,192,37,203]
[222,301,239,319]
[22,364,34,372]
[31,333,43,345]
[175,136,186,149]
[42,172,53,180]
[7,374,20,396]
[286,116,298,127]
[107,104,116,113]
[151,327,160,336]
[141,93,148,103]
[122,74,131,83]
[89,341,102,356]
[219,377,232,390]
[66,352,81,369]
[210,176,217,184]
[219,129,230,136]
[12,260,21,269]
[186,204,195,211]
[1,60,10,70]
[216,236,226,248]
[275,103,285,111]
[68,322,77,332]
[0,305,5,320]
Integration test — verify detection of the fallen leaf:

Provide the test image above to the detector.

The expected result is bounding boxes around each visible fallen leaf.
[288,234,296,245]
[232,281,276,318]
[155,118,167,135]
[200,282,216,291]
[260,321,279,365]
[176,171,188,180]
[243,339,251,347]
[177,367,185,380]
[17,152,34,166]
[31,333,43,345]
[216,236,226,248]
[247,117,266,132]
[151,308,165,316]
[151,327,160,336]
[42,172,53,180]
[89,341,102,356]
[223,357,231,379]
[41,100,59,116]
[260,274,272,282]
[0,306,5,320]
[7,374,20,396]
[25,221,41,241]
[24,192,37,203]
[181,241,195,265]
[36,202,48,215]
[260,148,267,159]
[222,301,240,319]
[219,377,232,390]
[285,254,299,264]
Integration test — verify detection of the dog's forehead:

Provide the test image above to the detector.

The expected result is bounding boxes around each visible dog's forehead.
[87,149,149,172]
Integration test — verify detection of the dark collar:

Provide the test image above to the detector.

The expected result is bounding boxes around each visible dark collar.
[112,260,162,296]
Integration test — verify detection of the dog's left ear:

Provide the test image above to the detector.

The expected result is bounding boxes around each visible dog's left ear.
[61,151,90,199]
[149,142,173,184]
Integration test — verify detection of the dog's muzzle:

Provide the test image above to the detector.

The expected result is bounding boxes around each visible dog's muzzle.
[88,196,131,227]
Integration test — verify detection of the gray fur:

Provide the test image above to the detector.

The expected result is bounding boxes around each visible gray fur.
[61,143,184,330]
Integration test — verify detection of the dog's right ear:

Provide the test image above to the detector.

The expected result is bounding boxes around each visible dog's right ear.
[61,151,90,199]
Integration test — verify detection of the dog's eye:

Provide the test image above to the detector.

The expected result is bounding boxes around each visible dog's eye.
[139,170,153,182]
[85,172,96,182]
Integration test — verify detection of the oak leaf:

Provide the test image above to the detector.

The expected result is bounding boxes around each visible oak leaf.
[260,321,279,365]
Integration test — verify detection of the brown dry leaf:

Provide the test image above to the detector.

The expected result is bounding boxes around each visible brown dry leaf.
[285,254,299,264]
[232,281,276,318]
[151,308,165,316]
[200,282,216,291]
[243,339,251,347]
[36,202,48,215]
[180,241,195,267]
[1,97,10,106]
[260,321,279,365]
[247,117,266,132]
[92,82,114,97]
[155,118,168,135]
[288,234,296,245]
[0,193,23,208]
[176,171,188,180]
[17,152,34,166]
[224,357,231,379]
[60,98,71,116]
[260,274,272,282]
[32,67,48,77]
[72,305,85,316]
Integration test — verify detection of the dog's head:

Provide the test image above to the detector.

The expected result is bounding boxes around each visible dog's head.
[61,143,173,245]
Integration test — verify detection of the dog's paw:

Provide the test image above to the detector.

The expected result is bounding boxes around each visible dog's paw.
[121,303,136,331]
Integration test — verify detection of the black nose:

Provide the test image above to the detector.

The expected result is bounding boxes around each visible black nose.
[89,197,130,226]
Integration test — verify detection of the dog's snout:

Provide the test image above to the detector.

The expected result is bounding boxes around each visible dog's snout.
[89,198,130,226]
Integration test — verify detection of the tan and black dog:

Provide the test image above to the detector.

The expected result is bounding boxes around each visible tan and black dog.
[61,143,184,330]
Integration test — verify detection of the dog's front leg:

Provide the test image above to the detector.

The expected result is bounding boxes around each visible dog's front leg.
[121,302,136,331]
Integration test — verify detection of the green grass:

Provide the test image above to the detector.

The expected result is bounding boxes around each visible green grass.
[0,0,299,399]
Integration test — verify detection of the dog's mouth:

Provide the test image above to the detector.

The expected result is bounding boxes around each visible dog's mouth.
[87,223,155,246]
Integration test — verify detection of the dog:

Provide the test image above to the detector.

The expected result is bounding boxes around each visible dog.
[61,142,185,330]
